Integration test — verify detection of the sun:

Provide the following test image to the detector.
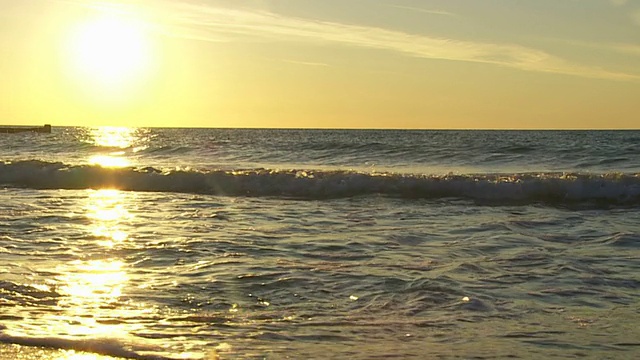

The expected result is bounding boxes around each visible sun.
[65,14,152,89]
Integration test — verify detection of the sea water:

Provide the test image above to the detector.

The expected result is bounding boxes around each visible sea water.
[0,128,639,359]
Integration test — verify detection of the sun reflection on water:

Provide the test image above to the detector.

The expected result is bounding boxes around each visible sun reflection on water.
[65,353,112,360]
[46,189,137,342]
[45,350,122,360]
[86,189,133,247]
[91,126,138,149]
[60,260,127,303]
[85,126,150,168]
[86,190,133,222]
[88,155,131,168]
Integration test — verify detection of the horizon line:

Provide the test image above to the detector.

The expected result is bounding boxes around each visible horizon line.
[7,124,639,131]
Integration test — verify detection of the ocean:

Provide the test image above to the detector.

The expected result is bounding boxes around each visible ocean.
[0,128,639,359]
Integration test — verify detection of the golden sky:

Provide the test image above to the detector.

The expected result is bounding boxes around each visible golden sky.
[1,0,639,129]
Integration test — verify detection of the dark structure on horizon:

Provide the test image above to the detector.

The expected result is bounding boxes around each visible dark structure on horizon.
[0,124,51,134]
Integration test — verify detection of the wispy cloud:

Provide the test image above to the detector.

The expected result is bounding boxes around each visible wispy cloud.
[607,0,640,28]
[549,38,640,57]
[607,43,640,56]
[161,2,640,81]
[280,59,330,67]
[633,9,640,26]
[55,0,136,15]
[387,5,456,17]
[58,0,640,82]
[609,0,628,6]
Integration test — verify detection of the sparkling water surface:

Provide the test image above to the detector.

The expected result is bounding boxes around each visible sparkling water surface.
[1,128,639,359]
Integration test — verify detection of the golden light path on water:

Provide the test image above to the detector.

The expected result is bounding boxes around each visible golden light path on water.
[87,126,150,168]
[86,189,131,248]
[45,156,207,358]
[60,191,132,324]
[50,189,137,360]
[34,189,207,359]
[5,127,216,359]
[56,127,140,351]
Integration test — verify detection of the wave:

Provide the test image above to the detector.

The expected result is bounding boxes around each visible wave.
[1,160,639,205]
[0,333,186,360]
[0,280,61,307]
[0,279,204,359]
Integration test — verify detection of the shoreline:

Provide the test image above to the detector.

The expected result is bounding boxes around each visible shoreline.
[0,344,124,359]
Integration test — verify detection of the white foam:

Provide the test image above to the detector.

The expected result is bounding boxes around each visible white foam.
[0,333,186,360]
[1,161,639,205]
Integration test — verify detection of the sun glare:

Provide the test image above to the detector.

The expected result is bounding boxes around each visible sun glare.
[42,189,135,340]
[89,155,131,168]
[86,127,144,168]
[66,15,152,89]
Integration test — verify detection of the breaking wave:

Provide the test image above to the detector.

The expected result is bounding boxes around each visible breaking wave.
[1,160,639,205]
[0,333,186,360]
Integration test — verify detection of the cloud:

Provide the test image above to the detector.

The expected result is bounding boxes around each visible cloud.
[163,2,640,81]
[609,0,628,6]
[549,38,640,57]
[633,9,640,26]
[281,59,330,67]
[387,5,456,16]
[57,0,640,82]
[611,43,640,55]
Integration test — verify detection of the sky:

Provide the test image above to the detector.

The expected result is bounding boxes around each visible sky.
[0,0,639,129]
